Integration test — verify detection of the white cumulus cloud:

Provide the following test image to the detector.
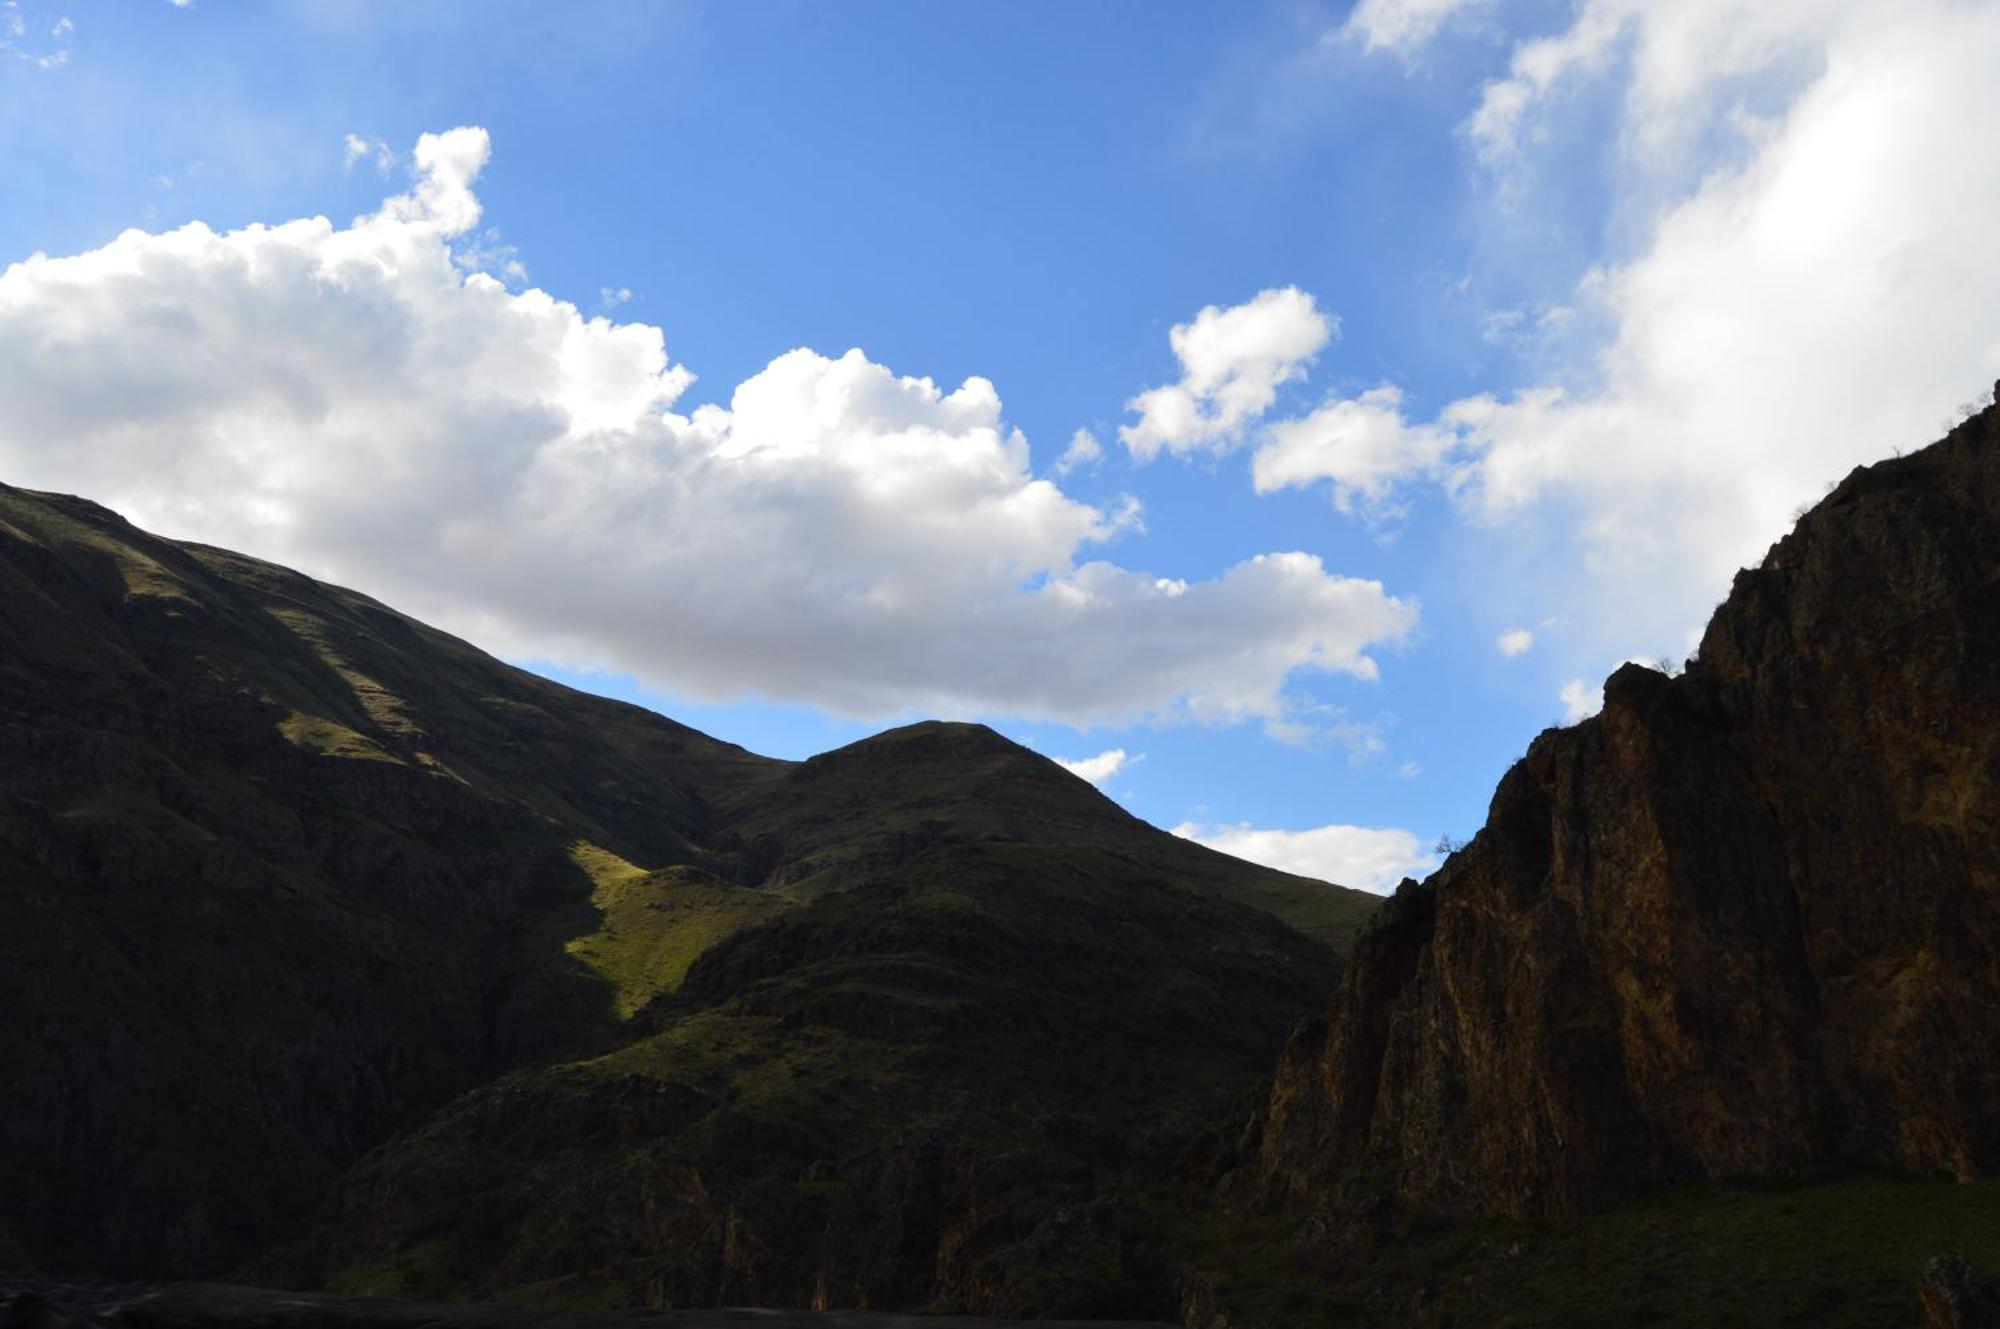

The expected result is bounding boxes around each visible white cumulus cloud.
[1251,383,1466,519]
[1496,627,1534,657]
[1558,677,1601,723]
[1281,0,2000,671]
[0,128,1418,734]
[1053,748,1135,786]
[1173,820,1436,895]
[1121,286,1334,460]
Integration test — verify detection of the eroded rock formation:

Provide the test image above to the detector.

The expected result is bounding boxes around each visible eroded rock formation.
[1254,399,2000,1227]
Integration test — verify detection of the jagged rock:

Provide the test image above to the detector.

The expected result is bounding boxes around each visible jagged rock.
[1176,1271,1226,1329]
[1253,399,2000,1229]
[1921,1256,2000,1329]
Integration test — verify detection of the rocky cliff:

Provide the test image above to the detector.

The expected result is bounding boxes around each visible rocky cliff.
[1251,397,2000,1233]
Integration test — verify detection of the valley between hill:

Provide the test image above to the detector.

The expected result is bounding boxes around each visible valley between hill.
[9,394,2000,1326]
[0,481,1371,1316]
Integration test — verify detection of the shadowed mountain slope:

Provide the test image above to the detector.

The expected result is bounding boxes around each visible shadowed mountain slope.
[0,481,1377,1312]
[1246,397,2000,1252]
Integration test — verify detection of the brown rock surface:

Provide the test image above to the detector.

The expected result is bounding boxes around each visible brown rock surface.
[1252,401,2000,1228]
[1923,1255,2000,1329]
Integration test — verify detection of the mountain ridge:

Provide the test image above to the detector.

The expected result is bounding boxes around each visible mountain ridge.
[0,477,1377,1314]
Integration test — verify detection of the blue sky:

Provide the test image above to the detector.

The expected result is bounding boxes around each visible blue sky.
[4,0,1997,890]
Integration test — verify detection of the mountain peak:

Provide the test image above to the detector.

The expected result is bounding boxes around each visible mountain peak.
[0,481,1375,1312]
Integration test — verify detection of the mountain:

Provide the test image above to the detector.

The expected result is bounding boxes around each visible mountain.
[0,481,1377,1314]
[1221,398,2000,1320]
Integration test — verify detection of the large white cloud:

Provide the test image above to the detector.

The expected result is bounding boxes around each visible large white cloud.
[1265,0,2000,661]
[1121,286,1333,461]
[1172,819,1436,895]
[0,128,1418,730]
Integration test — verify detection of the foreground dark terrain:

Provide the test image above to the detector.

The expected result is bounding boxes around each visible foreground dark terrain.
[0,1281,1177,1329]
[7,396,2000,1326]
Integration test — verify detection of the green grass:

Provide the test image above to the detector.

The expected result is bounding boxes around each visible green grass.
[1224,871,1383,952]
[278,710,402,763]
[1195,1176,2000,1328]
[593,1008,916,1135]
[6,493,198,605]
[324,1238,459,1300]
[53,785,218,842]
[562,845,793,1018]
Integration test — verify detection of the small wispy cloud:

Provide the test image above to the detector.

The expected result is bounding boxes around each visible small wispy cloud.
[1343,0,1491,56]
[456,226,526,284]
[342,133,396,177]
[1052,427,1102,476]
[1,0,72,69]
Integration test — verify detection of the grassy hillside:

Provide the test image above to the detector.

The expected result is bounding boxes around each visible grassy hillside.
[1189,1175,2000,1327]
[0,480,1377,1309]
[296,838,1341,1315]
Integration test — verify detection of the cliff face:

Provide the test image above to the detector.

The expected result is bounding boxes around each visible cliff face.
[1255,401,2000,1227]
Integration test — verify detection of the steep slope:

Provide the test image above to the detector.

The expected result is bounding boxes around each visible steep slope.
[283,825,1339,1315]
[0,481,1377,1307]
[0,485,781,1279]
[1249,397,2000,1240]
[272,722,1354,1315]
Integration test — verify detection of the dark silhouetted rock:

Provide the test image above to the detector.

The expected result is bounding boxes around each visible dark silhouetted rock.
[1251,399,2000,1232]
[1922,1256,2000,1329]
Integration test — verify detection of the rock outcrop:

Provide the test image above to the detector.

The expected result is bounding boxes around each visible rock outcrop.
[1922,1255,2000,1329]
[1253,398,2000,1229]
